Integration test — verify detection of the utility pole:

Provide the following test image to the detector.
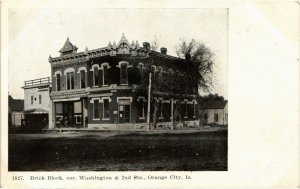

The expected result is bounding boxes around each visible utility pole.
[146,69,152,132]
[171,99,174,130]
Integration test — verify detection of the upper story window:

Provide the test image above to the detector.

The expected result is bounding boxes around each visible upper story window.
[66,72,74,90]
[80,70,86,88]
[31,96,33,105]
[90,65,100,87]
[118,61,131,85]
[56,74,61,91]
[39,95,42,104]
[77,67,87,89]
[100,63,111,86]
[103,65,108,86]
[94,67,99,86]
[120,64,128,85]
[54,71,62,91]
[64,68,75,90]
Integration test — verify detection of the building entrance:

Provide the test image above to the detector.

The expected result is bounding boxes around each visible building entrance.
[118,99,131,123]
[55,100,83,128]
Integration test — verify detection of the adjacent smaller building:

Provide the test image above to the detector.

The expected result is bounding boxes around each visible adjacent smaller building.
[201,100,228,125]
[8,95,24,127]
[22,77,52,129]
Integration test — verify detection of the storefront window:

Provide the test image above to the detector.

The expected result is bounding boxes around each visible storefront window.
[74,101,82,113]
[103,99,110,119]
[138,99,145,119]
[93,100,100,119]
[55,103,63,113]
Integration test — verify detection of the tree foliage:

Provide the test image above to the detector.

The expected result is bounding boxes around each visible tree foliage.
[176,39,215,93]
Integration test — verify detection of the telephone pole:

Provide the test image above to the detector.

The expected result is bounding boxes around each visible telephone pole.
[146,69,152,132]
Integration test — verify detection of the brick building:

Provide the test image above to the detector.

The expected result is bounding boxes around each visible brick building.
[49,34,198,130]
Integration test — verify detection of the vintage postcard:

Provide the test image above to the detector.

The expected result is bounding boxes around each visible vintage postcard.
[1,0,299,188]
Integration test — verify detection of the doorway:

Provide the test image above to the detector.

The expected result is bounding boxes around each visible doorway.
[118,99,131,123]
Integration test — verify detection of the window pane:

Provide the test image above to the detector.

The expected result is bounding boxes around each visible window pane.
[39,95,42,104]
[187,103,193,117]
[185,102,188,117]
[94,68,99,86]
[80,71,85,88]
[56,74,61,91]
[103,65,108,85]
[103,99,109,118]
[71,72,74,89]
[204,114,207,120]
[74,101,82,113]
[120,63,128,84]
[94,100,100,119]
[31,96,33,104]
[214,113,218,122]
[67,73,70,90]
[55,103,63,113]
[138,100,144,118]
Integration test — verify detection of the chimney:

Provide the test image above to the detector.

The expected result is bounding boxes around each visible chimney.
[185,53,191,61]
[143,42,150,50]
[160,47,167,54]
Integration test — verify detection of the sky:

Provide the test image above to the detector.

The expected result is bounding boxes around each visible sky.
[8,8,228,99]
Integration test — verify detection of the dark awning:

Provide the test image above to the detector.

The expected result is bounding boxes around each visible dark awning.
[24,108,49,114]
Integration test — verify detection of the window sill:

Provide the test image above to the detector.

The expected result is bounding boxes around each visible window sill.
[102,118,110,121]
[184,116,188,119]
[93,86,99,88]
[120,84,129,86]
[159,117,164,120]
[93,118,100,120]
[102,85,109,87]
[139,117,145,120]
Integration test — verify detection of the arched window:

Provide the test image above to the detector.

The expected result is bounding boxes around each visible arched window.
[64,68,75,90]
[77,67,87,89]
[118,61,131,85]
[100,63,111,86]
[90,64,100,87]
[54,71,62,91]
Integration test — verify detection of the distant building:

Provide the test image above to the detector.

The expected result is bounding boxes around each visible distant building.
[49,34,198,130]
[8,95,24,127]
[22,77,52,129]
[201,100,228,125]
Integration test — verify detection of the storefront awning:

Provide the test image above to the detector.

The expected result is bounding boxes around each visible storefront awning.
[53,97,81,102]
[24,108,49,114]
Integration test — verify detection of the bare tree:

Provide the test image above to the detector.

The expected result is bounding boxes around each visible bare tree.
[176,39,215,126]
